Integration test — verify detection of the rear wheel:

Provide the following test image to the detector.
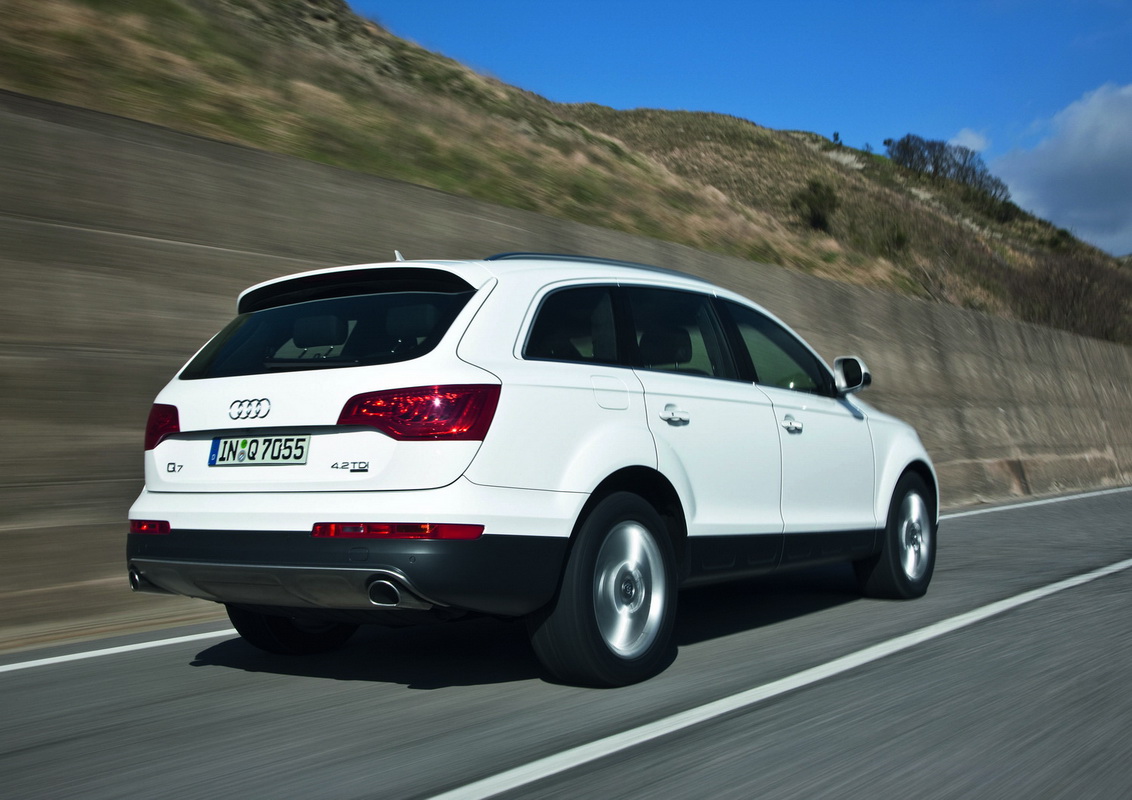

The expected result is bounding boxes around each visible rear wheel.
[226,605,358,654]
[855,473,936,599]
[528,492,677,687]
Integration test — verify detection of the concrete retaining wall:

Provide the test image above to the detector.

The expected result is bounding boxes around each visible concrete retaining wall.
[3,87,1131,547]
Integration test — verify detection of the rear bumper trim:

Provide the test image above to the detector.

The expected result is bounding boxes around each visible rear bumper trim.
[128,558,441,610]
[127,531,569,617]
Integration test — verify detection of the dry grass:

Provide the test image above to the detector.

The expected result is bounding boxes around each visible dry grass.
[1,0,1127,341]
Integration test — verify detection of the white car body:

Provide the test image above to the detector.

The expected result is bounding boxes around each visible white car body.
[128,253,937,685]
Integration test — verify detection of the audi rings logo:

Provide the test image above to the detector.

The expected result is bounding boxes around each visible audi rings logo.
[229,398,271,420]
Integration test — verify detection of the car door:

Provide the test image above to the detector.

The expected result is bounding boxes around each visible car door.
[720,300,877,562]
[623,286,784,571]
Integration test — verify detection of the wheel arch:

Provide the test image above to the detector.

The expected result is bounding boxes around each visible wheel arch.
[574,467,688,574]
[871,417,939,526]
[902,459,939,520]
[876,457,939,528]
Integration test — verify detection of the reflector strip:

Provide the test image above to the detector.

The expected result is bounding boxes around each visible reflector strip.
[312,522,484,540]
[129,520,171,535]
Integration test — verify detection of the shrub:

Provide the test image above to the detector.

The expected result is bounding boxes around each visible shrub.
[791,179,840,232]
[880,224,910,257]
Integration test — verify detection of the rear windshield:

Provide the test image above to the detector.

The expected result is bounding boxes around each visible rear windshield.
[180,289,473,379]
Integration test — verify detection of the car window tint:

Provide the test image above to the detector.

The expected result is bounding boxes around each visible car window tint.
[625,287,736,379]
[724,301,830,394]
[180,290,471,379]
[524,286,619,365]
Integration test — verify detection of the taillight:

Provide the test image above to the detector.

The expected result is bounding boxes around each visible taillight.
[312,522,483,540]
[130,519,171,535]
[337,385,500,440]
[144,404,180,450]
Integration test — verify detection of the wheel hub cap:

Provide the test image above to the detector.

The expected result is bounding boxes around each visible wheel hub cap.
[619,569,644,611]
[899,493,931,581]
[593,521,667,658]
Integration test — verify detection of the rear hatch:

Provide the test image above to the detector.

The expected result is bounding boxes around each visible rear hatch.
[143,263,500,493]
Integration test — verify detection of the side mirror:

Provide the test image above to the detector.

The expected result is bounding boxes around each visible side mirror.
[834,356,872,396]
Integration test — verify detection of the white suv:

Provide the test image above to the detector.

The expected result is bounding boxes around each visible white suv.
[128,253,937,686]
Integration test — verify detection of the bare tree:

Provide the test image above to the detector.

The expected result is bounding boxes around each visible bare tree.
[885,133,1011,204]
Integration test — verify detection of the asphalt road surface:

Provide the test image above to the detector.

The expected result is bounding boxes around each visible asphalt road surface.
[3,489,1131,799]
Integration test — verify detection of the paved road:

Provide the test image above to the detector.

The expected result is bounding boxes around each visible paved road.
[2,490,1130,799]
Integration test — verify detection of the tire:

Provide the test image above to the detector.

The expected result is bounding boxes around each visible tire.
[226,605,359,655]
[855,472,936,599]
[528,492,677,687]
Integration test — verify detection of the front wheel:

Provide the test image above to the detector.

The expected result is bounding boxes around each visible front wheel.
[855,473,936,599]
[528,492,677,687]
[226,605,359,655]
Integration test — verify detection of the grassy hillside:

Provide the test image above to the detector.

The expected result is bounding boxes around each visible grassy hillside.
[1,0,1128,341]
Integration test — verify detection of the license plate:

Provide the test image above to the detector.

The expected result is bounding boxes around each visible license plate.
[208,435,310,466]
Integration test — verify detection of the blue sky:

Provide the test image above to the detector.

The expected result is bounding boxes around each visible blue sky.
[348,1,1132,255]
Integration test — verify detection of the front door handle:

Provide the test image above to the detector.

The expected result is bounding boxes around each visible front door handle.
[781,415,803,434]
[659,404,690,424]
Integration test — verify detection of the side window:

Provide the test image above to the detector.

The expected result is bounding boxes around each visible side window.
[524,286,619,365]
[724,301,831,395]
[625,287,737,379]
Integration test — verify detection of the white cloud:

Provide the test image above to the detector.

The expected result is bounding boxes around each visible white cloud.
[994,83,1132,256]
[950,128,989,153]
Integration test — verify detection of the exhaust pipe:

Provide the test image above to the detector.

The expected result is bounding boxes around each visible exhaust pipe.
[366,576,434,610]
[367,579,402,607]
[128,566,172,595]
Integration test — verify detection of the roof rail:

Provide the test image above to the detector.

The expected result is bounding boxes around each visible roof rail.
[484,252,702,281]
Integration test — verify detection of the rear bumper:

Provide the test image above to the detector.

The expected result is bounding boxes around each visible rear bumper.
[127,478,582,616]
[127,532,568,616]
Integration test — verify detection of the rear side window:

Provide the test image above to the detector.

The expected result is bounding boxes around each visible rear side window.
[625,287,737,379]
[181,289,472,379]
[524,286,619,365]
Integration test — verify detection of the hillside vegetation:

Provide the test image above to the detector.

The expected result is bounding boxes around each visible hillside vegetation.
[1,0,1128,342]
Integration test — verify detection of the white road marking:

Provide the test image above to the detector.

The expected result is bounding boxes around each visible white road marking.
[428,554,1132,800]
[0,629,235,674]
[942,485,1132,520]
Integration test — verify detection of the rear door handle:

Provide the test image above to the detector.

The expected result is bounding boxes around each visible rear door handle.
[781,415,803,434]
[659,404,690,424]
